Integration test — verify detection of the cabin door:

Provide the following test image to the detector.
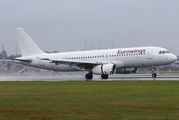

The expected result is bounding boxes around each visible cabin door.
[147,48,153,59]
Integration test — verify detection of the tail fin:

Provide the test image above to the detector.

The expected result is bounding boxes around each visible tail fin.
[16,28,44,56]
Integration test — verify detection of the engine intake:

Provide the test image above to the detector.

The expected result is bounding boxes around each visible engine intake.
[92,63,116,75]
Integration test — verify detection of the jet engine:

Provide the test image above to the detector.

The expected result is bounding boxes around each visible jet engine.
[92,63,116,75]
[116,68,138,74]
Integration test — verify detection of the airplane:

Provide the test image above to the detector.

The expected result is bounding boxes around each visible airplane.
[14,28,177,79]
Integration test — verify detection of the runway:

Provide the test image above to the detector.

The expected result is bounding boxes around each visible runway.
[0,72,179,81]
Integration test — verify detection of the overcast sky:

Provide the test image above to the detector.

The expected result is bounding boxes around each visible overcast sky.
[0,0,179,55]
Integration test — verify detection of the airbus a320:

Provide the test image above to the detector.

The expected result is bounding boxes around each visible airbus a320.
[14,28,177,79]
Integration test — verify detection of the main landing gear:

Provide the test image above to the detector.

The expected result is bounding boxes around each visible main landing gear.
[85,73,109,80]
[101,74,108,79]
[151,66,157,78]
[85,73,93,79]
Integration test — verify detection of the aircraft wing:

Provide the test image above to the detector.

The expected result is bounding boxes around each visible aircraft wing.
[42,58,101,69]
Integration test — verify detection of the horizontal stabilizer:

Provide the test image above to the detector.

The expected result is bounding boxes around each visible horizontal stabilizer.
[14,57,32,62]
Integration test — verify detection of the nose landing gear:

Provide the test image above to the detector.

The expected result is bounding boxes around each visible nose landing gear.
[151,66,157,78]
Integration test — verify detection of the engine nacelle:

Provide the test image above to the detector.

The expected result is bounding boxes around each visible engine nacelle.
[92,63,116,75]
[115,68,138,74]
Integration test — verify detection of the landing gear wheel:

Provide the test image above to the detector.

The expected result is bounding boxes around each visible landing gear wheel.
[85,74,93,79]
[151,66,157,78]
[152,73,157,78]
[101,74,108,79]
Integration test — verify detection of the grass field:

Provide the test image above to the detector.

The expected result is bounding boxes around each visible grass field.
[0,81,179,120]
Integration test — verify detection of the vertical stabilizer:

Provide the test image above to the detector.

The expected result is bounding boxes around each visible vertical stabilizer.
[16,28,44,56]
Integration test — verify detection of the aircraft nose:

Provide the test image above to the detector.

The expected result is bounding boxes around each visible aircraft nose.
[171,54,177,63]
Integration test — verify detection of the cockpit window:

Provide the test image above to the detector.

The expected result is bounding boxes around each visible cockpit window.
[159,51,170,54]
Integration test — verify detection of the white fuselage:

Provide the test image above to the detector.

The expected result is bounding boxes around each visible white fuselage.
[16,46,177,72]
